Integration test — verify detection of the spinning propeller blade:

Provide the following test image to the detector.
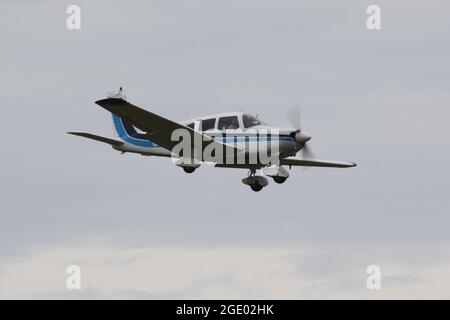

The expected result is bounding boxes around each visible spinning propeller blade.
[286,104,315,159]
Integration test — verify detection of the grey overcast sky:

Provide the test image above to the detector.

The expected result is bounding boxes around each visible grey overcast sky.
[1,0,450,299]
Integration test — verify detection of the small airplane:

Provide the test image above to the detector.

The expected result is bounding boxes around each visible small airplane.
[68,88,356,191]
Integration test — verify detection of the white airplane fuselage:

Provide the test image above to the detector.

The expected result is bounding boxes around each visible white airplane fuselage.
[68,93,356,192]
[110,112,302,167]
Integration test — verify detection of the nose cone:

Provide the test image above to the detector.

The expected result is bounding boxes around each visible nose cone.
[295,131,311,144]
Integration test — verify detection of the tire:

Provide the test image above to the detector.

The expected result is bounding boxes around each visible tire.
[183,167,196,174]
[250,184,263,192]
[273,176,287,184]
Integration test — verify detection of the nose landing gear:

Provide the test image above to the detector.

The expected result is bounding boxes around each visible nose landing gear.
[250,183,264,192]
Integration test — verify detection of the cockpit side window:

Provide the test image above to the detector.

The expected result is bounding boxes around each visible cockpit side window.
[218,116,240,130]
[243,114,263,128]
[201,118,216,131]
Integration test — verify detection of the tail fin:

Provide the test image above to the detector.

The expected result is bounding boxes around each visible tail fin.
[111,113,158,147]
[106,88,157,147]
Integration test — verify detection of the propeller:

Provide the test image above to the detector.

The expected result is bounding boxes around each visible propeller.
[287,104,302,130]
[301,142,314,159]
[287,104,315,159]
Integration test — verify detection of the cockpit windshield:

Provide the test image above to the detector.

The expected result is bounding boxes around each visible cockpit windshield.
[243,114,265,128]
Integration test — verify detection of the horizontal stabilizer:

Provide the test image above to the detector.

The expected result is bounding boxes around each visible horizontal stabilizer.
[67,132,123,146]
[280,157,356,168]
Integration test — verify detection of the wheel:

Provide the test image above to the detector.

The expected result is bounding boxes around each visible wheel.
[273,176,287,184]
[183,167,196,174]
[250,183,263,192]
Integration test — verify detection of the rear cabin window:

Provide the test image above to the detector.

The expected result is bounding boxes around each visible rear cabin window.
[218,116,240,130]
[186,123,195,129]
[201,118,216,131]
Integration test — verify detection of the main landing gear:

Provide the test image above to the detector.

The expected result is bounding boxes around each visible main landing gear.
[174,159,200,174]
[242,165,290,191]
[250,183,264,192]
[262,165,289,184]
[242,169,269,192]
[182,166,196,174]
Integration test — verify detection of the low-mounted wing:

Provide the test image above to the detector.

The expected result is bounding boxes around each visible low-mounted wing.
[67,132,123,146]
[95,98,240,156]
[280,157,356,168]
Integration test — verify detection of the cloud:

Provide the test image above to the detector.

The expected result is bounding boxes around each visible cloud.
[1,242,450,299]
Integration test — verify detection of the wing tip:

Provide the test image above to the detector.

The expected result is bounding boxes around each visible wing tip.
[95,98,127,106]
[94,99,107,106]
